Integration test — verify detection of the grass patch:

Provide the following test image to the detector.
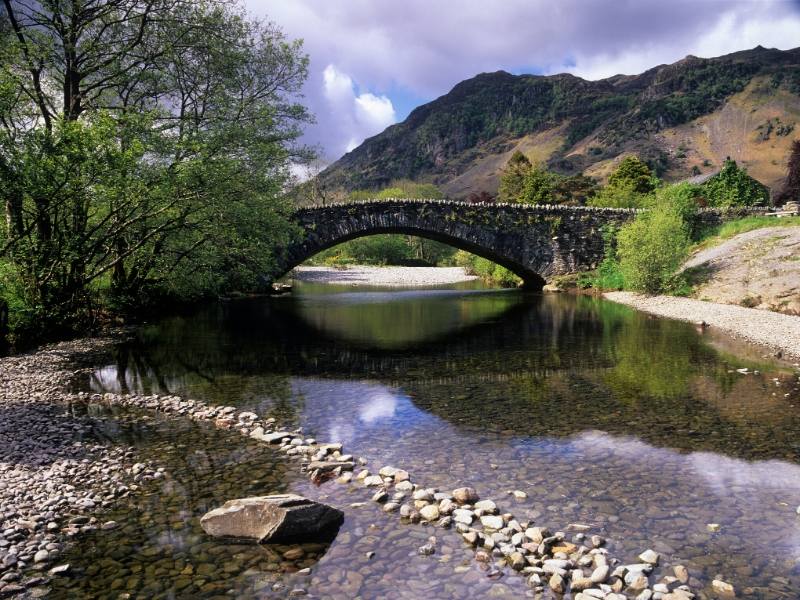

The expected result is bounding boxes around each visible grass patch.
[693,216,800,251]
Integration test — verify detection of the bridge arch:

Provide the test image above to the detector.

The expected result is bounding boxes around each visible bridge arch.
[277,199,639,289]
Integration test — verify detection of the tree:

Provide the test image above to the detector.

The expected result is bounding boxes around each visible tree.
[498,151,532,202]
[777,140,800,205]
[1,1,312,333]
[520,165,556,204]
[608,156,657,194]
[702,158,769,207]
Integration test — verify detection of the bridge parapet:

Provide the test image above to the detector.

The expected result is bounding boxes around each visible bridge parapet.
[282,200,771,288]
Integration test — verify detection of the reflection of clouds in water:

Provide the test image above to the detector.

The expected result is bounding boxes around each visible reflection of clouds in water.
[571,430,800,493]
[290,379,408,447]
[359,390,398,423]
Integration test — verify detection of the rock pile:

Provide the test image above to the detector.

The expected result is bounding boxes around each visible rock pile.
[82,390,721,599]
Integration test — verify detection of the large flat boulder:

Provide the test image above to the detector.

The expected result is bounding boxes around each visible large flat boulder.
[200,494,343,543]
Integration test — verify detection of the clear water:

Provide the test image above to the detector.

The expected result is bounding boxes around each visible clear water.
[48,282,800,598]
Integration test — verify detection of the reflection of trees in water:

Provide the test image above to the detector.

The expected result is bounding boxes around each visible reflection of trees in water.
[88,292,799,461]
[408,302,800,462]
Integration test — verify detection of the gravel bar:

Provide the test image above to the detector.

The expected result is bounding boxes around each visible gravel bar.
[605,292,800,361]
[292,265,477,287]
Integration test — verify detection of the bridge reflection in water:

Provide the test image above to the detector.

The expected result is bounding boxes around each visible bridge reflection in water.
[87,285,799,463]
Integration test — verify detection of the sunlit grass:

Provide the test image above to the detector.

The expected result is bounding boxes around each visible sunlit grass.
[693,216,800,251]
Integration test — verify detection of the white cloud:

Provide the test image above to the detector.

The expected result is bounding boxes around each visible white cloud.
[355,93,396,131]
[564,8,800,80]
[321,64,396,155]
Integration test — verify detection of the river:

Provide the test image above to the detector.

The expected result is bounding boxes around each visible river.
[48,281,800,598]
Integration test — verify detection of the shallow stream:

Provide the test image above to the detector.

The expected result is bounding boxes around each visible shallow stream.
[49,282,800,598]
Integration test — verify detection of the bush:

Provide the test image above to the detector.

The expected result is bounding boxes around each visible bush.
[702,159,769,207]
[589,181,652,208]
[454,251,521,287]
[617,204,691,294]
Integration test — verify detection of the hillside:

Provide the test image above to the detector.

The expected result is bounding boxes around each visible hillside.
[318,46,800,198]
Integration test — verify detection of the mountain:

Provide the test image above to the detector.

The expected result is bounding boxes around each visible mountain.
[318,46,800,198]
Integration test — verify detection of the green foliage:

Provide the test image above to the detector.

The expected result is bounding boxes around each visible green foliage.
[701,159,769,207]
[552,174,598,205]
[589,182,651,208]
[498,151,532,203]
[648,183,702,239]
[520,165,557,204]
[454,251,521,287]
[499,153,587,205]
[617,204,691,294]
[608,156,657,194]
[349,180,446,201]
[0,0,312,339]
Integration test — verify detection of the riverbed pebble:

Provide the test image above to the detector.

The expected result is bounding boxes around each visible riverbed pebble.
[0,334,717,600]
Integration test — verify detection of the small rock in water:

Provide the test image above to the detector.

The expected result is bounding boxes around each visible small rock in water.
[199,495,343,542]
[48,564,71,577]
[418,543,435,556]
[712,579,735,596]
[419,505,440,522]
[673,564,689,583]
[638,549,659,565]
[480,515,504,530]
[452,487,479,503]
[549,572,565,593]
[707,523,721,532]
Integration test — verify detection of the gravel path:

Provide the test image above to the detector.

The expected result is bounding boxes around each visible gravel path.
[292,265,477,287]
[605,292,800,361]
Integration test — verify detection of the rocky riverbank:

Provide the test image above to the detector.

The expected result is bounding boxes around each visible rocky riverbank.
[0,336,161,597]
[291,265,478,287]
[0,334,723,599]
[604,292,800,362]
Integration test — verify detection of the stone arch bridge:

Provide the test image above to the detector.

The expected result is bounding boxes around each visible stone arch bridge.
[276,200,749,289]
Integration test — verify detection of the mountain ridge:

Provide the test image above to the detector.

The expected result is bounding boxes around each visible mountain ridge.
[318,46,800,198]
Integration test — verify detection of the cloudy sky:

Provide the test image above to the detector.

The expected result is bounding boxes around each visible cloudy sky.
[247,0,800,164]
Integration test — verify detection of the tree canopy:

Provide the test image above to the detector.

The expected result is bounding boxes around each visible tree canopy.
[1,0,312,337]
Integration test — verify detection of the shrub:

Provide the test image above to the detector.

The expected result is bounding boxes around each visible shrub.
[589,181,652,208]
[608,156,657,194]
[617,204,690,294]
[702,158,769,207]
[454,251,521,287]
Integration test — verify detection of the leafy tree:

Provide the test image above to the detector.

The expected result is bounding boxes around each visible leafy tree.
[648,182,702,239]
[520,165,556,204]
[498,151,532,202]
[777,140,800,205]
[617,204,690,294]
[702,158,769,207]
[608,156,658,194]
[1,0,312,335]
[589,182,652,208]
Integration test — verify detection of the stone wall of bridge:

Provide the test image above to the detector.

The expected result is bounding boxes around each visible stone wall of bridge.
[276,200,768,289]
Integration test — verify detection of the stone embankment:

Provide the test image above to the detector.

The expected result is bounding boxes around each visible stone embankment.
[1,336,728,599]
[605,292,800,361]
